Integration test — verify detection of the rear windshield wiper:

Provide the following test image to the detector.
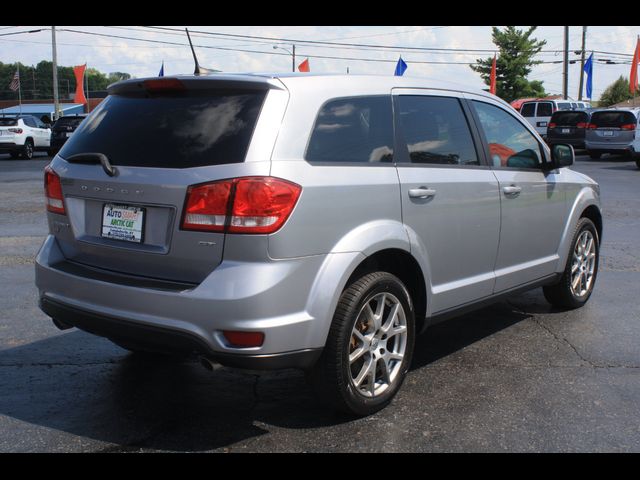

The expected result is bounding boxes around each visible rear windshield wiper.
[65,152,117,177]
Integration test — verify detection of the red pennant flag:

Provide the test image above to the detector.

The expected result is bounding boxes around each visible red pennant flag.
[73,64,87,105]
[298,58,310,73]
[490,54,497,95]
[630,37,639,94]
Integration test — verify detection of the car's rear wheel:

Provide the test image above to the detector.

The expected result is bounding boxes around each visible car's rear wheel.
[635,158,640,169]
[308,271,415,416]
[543,217,599,309]
[21,139,34,159]
[589,151,601,159]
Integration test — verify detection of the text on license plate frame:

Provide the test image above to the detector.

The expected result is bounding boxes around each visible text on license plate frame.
[101,203,145,243]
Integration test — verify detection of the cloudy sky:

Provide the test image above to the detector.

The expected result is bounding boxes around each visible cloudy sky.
[1,26,638,100]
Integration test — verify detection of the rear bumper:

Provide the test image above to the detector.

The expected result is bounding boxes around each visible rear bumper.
[35,234,333,370]
[546,137,585,149]
[40,296,321,370]
[0,142,19,152]
[585,141,634,153]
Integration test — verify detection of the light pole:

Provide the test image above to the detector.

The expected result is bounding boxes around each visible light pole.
[273,44,296,72]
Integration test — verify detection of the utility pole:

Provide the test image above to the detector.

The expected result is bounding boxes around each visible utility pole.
[292,44,296,73]
[563,26,569,100]
[51,26,61,120]
[578,26,587,101]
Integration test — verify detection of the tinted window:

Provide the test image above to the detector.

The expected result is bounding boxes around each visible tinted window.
[570,103,578,108]
[551,111,589,126]
[306,96,394,163]
[557,102,572,110]
[397,95,478,166]
[473,101,543,169]
[590,111,637,127]
[0,118,17,126]
[520,103,536,117]
[537,103,553,116]
[53,116,85,130]
[59,91,266,168]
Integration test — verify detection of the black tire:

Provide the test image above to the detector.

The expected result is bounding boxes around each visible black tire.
[21,139,34,159]
[635,158,640,169]
[589,151,601,160]
[308,271,415,416]
[543,217,599,309]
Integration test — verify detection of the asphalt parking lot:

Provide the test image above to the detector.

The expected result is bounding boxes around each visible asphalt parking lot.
[1,152,639,452]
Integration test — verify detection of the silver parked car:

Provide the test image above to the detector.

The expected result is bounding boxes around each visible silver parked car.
[36,74,602,416]
[585,108,640,165]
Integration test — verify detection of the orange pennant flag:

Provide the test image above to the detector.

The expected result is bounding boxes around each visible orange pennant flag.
[630,37,639,94]
[73,64,87,105]
[298,58,310,73]
[490,54,497,95]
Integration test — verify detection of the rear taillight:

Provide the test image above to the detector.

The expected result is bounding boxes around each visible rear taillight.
[8,128,22,134]
[44,166,65,215]
[548,122,557,129]
[587,123,598,129]
[181,177,301,235]
[576,122,588,129]
[620,123,636,131]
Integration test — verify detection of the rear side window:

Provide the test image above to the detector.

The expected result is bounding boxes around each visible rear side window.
[537,103,553,117]
[520,103,536,117]
[397,95,479,166]
[23,117,37,128]
[306,96,394,163]
[551,111,589,125]
[590,111,637,127]
[59,91,267,168]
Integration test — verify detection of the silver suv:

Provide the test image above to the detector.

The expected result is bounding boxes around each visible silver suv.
[36,74,602,416]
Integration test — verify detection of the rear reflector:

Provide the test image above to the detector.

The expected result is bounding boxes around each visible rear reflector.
[223,331,265,348]
[44,166,65,214]
[181,176,301,234]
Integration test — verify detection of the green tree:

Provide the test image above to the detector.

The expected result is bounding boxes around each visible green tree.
[471,26,547,102]
[598,75,638,107]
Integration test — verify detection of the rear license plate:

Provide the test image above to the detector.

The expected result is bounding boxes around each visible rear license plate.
[562,128,571,134]
[101,204,145,243]
[603,130,614,136]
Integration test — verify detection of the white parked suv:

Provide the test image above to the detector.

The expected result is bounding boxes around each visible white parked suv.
[0,115,51,159]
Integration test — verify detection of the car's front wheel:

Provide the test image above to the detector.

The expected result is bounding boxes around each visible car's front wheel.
[309,271,415,416]
[543,217,599,309]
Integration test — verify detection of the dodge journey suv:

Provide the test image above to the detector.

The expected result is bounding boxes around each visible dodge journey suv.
[36,74,602,416]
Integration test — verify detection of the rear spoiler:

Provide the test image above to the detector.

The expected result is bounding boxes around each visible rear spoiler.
[107,75,285,96]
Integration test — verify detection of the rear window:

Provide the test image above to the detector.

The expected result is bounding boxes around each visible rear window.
[520,103,536,117]
[537,103,553,117]
[556,102,572,110]
[53,117,85,129]
[59,91,267,168]
[590,111,637,127]
[551,111,589,125]
[0,118,17,126]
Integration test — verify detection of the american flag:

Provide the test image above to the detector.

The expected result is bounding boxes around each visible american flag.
[9,70,19,92]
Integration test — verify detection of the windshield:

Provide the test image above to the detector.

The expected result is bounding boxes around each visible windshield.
[59,90,267,168]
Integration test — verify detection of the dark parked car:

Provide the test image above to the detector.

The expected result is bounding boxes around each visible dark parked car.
[48,115,87,156]
[546,109,593,150]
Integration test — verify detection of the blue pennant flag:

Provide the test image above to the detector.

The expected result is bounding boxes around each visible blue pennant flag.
[158,61,165,77]
[394,56,407,76]
[583,53,593,99]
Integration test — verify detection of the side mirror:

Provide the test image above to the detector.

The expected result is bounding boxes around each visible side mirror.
[550,144,574,169]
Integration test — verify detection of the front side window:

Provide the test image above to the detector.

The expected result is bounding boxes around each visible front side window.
[473,101,543,169]
[306,96,394,163]
[396,95,479,166]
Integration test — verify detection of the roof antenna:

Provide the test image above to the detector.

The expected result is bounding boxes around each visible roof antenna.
[185,28,220,75]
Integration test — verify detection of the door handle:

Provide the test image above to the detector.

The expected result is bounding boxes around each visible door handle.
[408,187,437,199]
[502,185,522,196]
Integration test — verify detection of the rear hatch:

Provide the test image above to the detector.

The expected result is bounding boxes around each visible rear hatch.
[51,77,270,284]
[51,116,85,141]
[0,117,19,144]
[587,110,637,146]
[547,110,590,140]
